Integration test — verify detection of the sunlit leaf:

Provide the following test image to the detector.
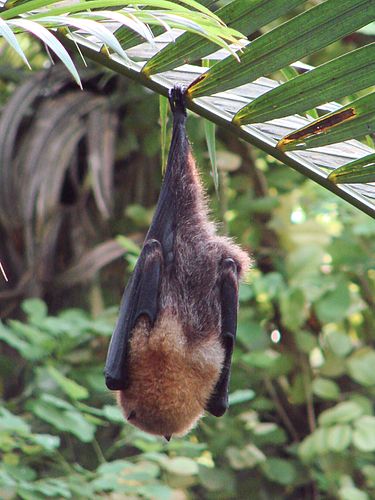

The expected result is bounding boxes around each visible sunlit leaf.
[327,424,352,452]
[159,94,169,172]
[328,153,375,184]
[0,17,30,67]
[47,365,89,400]
[7,19,82,87]
[143,0,304,75]
[235,43,375,125]
[278,92,375,151]
[353,416,375,452]
[188,0,375,97]
[319,401,364,427]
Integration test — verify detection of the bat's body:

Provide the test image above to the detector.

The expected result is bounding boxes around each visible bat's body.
[105,86,250,438]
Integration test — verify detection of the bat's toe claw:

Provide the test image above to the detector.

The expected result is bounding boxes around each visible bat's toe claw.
[222,257,238,276]
[144,239,162,254]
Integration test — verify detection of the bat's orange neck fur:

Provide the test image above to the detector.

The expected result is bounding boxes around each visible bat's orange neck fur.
[117,312,224,436]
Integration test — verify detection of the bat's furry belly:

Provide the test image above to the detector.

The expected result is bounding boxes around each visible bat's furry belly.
[118,311,225,436]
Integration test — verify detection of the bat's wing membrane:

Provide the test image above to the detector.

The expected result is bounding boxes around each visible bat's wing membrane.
[105,88,184,391]
[206,258,238,417]
[104,239,163,390]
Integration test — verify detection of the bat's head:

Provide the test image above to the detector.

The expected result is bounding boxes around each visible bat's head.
[116,313,224,438]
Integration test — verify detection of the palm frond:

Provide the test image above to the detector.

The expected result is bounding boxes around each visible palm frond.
[0,0,374,217]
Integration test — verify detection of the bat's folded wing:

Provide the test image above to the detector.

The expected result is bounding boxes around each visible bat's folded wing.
[206,258,238,417]
[105,239,163,390]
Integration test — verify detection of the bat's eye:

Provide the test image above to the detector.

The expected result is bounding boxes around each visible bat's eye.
[127,410,136,421]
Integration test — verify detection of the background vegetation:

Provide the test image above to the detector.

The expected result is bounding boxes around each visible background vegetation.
[0,2,375,499]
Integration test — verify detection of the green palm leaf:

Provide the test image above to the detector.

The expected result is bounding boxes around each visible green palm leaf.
[234,44,375,125]
[188,0,374,97]
[142,0,305,76]
[0,0,374,217]
[278,93,375,151]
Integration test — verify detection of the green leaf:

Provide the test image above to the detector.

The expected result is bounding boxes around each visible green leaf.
[0,408,30,433]
[40,15,130,62]
[352,416,375,452]
[312,378,340,401]
[325,329,353,358]
[19,478,71,498]
[294,330,317,354]
[143,0,305,75]
[102,405,124,423]
[7,19,82,88]
[339,487,369,500]
[0,321,35,359]
[347,349,375,387]
[159,94,169,172]
[31,434,60,452]
[21,299,48,322]
[138,484,173,500]
[0,0,59,19]
[116,235,141,255]
[40,394,74,411]
[25,2,243,56]
[278,91,375,150]
[204,117,218,193]
[252,423,287,445]
[113,0,216,50]
[188,0,375,97]
[327,424,352,452]
[162,457,199,476]
[298,434,316,462]
[0,17,30,68]
[229,389,255,405]
[328,153,375,184]
[243,350,280,370]
[314,282,351,323]
[226,444,266,470]
[261,458,297,485]
[198,466,235,494]
[319,401,364,427]
[28,399,95,442]
[235,43,375,124]
[280,287,306,331]
[24,0,222,21]
[47,365,89,400]
[96,459,133,476]
[310,427,330,455]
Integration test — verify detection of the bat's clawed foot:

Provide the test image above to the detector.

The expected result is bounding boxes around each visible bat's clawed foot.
[164,435,172,442]
[143,239,162,256]
[222,258,239,278]
[127,410,136,421]
[168,85,187,117]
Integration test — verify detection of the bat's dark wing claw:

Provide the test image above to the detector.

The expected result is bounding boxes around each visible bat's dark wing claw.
[104,239,163,390]
[206,258,238,417]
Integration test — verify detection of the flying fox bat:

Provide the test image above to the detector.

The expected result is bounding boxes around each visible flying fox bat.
[105,85,250,439]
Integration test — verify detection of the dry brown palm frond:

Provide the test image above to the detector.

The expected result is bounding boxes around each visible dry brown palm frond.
[0,65,122,312]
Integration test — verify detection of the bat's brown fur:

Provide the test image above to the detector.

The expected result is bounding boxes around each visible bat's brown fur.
[116,100,250,437]
[117,313,224,436]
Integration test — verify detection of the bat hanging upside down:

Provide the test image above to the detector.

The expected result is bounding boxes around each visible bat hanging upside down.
[105,85,250,439]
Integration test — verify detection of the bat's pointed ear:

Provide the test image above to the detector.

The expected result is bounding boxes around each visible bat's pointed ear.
[164,435,172,442]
